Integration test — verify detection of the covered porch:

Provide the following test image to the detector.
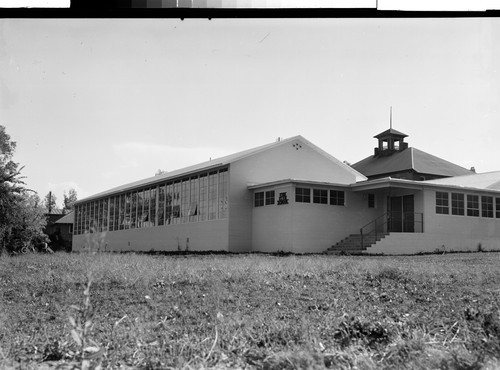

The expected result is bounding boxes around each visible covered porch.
[327,178,426,253]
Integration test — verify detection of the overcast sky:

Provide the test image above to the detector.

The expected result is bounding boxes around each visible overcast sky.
[1,18,499,206]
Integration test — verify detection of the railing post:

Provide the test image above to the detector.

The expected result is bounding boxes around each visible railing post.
[360,228,363,249]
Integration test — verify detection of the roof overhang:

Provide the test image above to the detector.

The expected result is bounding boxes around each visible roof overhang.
[351,177,500,195]
[350,177,426,192]
[248,178,351,190]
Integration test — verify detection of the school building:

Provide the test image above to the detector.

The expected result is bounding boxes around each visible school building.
[72,129,500,254]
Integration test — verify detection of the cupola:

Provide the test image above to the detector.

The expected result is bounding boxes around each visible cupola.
[373,128,408,156]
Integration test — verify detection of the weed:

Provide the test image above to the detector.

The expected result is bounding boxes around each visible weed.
[1,253,500,369]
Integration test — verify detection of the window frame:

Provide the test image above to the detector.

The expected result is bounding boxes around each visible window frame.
[435,191,449,215]
[313,189,328,204]
[295,187,311,203]
[451,193,464,216]
[467,194,479,217]
[254,191,265,207]
[330,190,345,206]
[481,195,494,218]
[368,193,375,208]
[265,190,275,206]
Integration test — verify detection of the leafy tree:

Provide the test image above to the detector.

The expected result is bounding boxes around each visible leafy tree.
[44,191,58,213]
[0,125,48,254]
[63,188,78,213]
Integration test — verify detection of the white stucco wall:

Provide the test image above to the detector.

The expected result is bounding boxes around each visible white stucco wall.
[252,186,379,253]
[228,138,364,252]
[72,219,229,252]
[368,187,500,254]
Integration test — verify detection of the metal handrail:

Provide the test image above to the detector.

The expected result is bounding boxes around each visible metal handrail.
[360,212,390,249]
[360,212,425,248]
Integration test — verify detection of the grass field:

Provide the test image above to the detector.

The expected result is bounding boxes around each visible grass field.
[1,251,499,369]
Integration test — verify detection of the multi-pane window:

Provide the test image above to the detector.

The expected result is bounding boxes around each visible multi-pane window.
[255,192,264,207]
[451,193,464,216]
[150,187,157,227]
[313,189,328,204]
[481,196,494,218]
[368,193,375,208]
[436,192,449,214]
[181,179,190,223]
[73,167,230,234]
[467,195,479,217]
[496,198,500,219]
[218,169,228,219]
[190,176,199,222]
[296,187,311,203]
[198,176,207,222]
[265,190,275,205]
[102,198,108,231]
[208,172,218,220]
[165,182,173,224]
[158,185,165,226]
[330,190,345,206]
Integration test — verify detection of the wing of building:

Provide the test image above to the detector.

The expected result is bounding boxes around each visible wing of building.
[72,131,500,255]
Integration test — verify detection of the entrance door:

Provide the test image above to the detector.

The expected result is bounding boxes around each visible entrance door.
[389,195,414,232]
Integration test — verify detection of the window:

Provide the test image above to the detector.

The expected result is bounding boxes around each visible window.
[255,192,264,207]
[208,172,218,220]
[436,192,449,214]
[296,188,310,203]
[451,193,464,216]
[368,193,375,208]
[189,177,198,222]
[265,190,275,205]
[496,198,500,219]
[152,187,158,226]
[198,176,207,222]
[218,169,229,218]
[481,196,493,218]
[467,194,479,217]
[330,190,345,206]
[313,189,328,204]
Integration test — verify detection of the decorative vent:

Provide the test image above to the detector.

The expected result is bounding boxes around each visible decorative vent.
[292,143,303,150]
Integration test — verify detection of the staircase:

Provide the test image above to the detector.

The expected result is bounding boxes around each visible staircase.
[326,232,389,254]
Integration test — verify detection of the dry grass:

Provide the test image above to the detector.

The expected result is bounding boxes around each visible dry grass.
[0,252,499,369]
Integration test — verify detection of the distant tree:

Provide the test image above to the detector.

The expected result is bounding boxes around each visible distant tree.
[0,125,48,254]
[155,169,167,176]
[63,188,78,213]
[44,191,57,213]
[8,193,48,251]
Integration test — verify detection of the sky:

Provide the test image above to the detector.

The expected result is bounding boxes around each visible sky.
[1,18,499,207]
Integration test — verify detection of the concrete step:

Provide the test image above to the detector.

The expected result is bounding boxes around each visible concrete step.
[327,232,390,253]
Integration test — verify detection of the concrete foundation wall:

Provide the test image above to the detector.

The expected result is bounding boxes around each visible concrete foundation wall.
[72,219,229,252]
[368,232,500,255]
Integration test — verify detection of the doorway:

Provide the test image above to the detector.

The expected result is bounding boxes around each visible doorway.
[389,195,414,232]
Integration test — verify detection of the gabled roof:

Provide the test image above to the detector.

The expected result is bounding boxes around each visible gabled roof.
[45,209,65,215]
[77,136,365,204]
[423,171,500,191]
[352,147,473,178]
[55,211,74,224]
[374,128,408,139]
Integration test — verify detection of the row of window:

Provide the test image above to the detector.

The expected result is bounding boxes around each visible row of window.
[436,191,500,218]
[255,188,346,207]
[74,168,229,234]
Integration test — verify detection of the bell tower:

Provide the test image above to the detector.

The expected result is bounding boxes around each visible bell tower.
[373,107,408,156]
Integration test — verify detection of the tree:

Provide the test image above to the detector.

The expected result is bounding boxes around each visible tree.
[0,125,48,254]
[44,191,57,213]
[63,188,78,213]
